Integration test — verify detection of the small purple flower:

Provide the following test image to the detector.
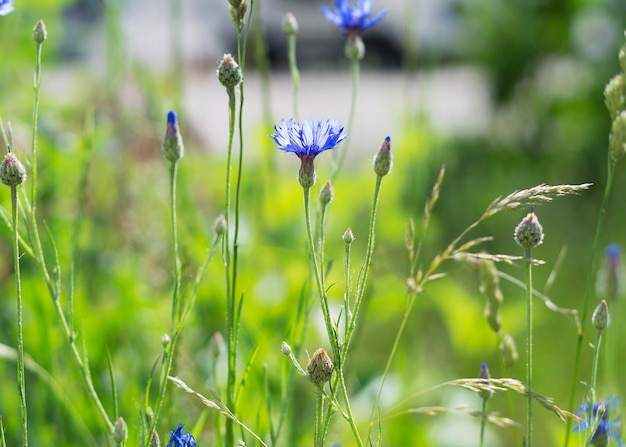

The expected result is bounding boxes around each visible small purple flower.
[574,398,625,447]
[270,118,346,160]
[167,424,197,447]
[321,0,387,35]
[0,0,15,16]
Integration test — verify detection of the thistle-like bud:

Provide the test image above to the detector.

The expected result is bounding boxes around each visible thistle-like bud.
[162,111,184,163]
[500,334,518,368]
[298,156,316,188]
[282,12,298,36]
[112,417,127,444]
[161,333,171,349]
[150,430,161,447]
[592,300,610,331]
[345,34,365,60]
[281,341,292,356]
[478,363,493,401]
[217,54,243,89]
[609,111,626,162]
[214,214,227,236]
[228,0,247,30]
[33,20,47,44]
[0,152,27,187]
[373,136,392,177]
[514,210,544,249]
[479,259,503,334]
[307,348,334,385]
[604,75,625,118]
[319,180,334,205]
[342,228,355,245]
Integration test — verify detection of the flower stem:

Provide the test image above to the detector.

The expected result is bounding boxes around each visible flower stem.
[331,57,359,182]
[524,247,533,447]
[479,398,487,447]
[12,185,28,447]
[589,329,603,405]
[287,33,300,120]
[30,40,43,211]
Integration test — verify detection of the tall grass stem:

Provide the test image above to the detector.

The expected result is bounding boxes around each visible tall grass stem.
[524,247,533,447]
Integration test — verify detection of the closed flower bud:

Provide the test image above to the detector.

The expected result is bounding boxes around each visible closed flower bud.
[161,333,171,348]
[214,214,227,236]
[514,210,544,249]
[307,348,334,385]
[282,12,298,36]
[500,334,518,368]
[604,75,625,118]
[319,180,334,205]
[112,417,127,444]
[218,54,243,89]
[373,136,392,177]
[609,111,626,162]
[298,156,316,188]
[0,152,27,187]
[592,300,610,331]
[342,227,355,245]
[150,430,161,447]
[33,20,47,44]
[478,363,493,401]
[162,111,184,163]
[344,34,365,60]
[281,341,292,356]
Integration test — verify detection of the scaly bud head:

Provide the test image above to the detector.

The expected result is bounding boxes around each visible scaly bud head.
[298,156,316,189]
[478,363,494,401]
[319,180,334,205]
[217,53,243,89]
[592,300,610,331]
[281,341,292,356]
[342,227,355,245]
[214,214,227,236]
[514,210,544,249]
[373,136,392,177]
[344,34,365,60]
[282,12,299,36]
[33,20,47,44]
[162,111,184,163]
[307,348,334,385]
[112,417,127,444]
[150,431,161,447]
[0,152,27,187]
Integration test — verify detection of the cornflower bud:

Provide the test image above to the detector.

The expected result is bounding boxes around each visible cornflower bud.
[307,348,334,385]
[373,136,392,177]
[217,54,243,89]
[298,156,316,188]
[150,430,161,447]
[342,228,355,245]
[345,34,365,60]
[478,363,493,401]
[0,152,27,187]
[161,333,171,348]
[592,300,610,331]
[112,417,127,444]
[162,111,184,163]
[282,12,298,36]
[609,111,626,162]
[214,214,227,236]
[514,210,544,249]
[33,19,47,44]
[319,180,334,205]
[281,341,292,356]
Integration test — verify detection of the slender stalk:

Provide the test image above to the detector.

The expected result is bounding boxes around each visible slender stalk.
[479,398,487,447]
[12,186,28,447]
[331,57,359,182]
[30,40,43,211]
[563,159,615,446]
[524,247,533,447]
[589,329,603,405]
[287,32,300,120]
[314,392,323,447]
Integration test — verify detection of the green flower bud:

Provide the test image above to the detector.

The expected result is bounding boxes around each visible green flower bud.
[150,430,161,447]
[161,333,171,348]
[0,152,27,187]
[282,12,298,36]
[609,111,626,162]
[514,210,544,249]
[281,341,292,356]
[214,214,227,236]
[342,227,355,245]
[162,111,184,163]
[298,156,316,189]
[112,417,127,445]
[217,54,243,89]
[319,180,334,205]
[373,136,392,177]
[592,299,610,331]
[344,34,365,60]
[307,348,334,385]
[33,20,47,44]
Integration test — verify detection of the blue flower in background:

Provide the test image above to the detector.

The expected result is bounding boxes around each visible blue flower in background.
[574,398,625,447]
[167,424,197,447]
[270,118,346,160]
[0,0,15,16]
[321,0,386,35]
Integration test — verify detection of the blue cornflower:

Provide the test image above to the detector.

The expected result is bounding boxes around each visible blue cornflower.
[270,118,346,188]
[574,398,625,447]
[0,0,14,16]
[321,0,387,35]
[166,424,197,447]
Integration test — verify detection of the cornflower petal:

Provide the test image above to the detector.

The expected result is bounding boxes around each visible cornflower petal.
[0,0,15,16]
[321,0,386,34]
[167,424,197,447]
[269,118,346,159]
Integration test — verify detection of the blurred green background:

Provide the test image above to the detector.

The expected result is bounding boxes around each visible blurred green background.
[1,0,626,445]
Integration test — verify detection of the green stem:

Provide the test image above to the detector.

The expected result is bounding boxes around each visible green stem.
[331,57,359,182]
[525,247,533,447]
[30,42,43,211]
[479,398,487,447]
[589,330,603,405]
[287,34,300,120]
[12,186,28,447]
[563,158,615,446]
[314,392,323,447]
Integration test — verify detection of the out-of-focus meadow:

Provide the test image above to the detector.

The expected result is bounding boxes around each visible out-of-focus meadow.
[1,0,626,446]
